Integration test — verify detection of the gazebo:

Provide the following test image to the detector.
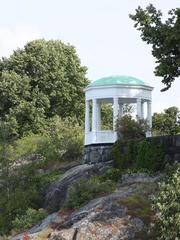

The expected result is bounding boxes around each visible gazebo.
[84,75,153,146]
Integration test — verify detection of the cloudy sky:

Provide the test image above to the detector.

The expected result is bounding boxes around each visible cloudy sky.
[0,0,179,113]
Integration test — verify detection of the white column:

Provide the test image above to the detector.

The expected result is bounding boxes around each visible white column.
[119,103,123,118]
[113,97,119,131]
[136,98,142,119]
[85,100,90,133]
[141,101,144,119]
[97,102,101,131]
[92,98,97,142]
[147,100,152,127]
[146,100,152,137]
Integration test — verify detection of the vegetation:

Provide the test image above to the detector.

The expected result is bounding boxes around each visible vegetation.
[98,167,122,182]
[153,164,180,240]
[12,208,47,233]
[116,114,149,140]
[0,39,88,137]
[112,139,165,172]
[64,177,116,210]
[0,117,83,235]
[152,106,180,136]
[130,4,180,91]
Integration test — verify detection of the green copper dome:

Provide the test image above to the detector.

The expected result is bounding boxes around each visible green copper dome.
[89,75,149,87]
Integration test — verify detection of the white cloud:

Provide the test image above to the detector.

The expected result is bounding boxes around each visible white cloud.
[0,26,42,58]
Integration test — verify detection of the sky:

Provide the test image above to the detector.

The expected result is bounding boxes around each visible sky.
[0,0,179,113]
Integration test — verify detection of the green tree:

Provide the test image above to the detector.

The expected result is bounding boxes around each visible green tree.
[152,106,180,136]
[0,39,88,136]
[116,115,150,140]
[130,4,180,91]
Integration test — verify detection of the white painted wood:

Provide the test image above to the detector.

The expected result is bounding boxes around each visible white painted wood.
[84,81,153,145]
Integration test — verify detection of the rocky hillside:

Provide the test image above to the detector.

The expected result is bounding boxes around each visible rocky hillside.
[12,162,160,240]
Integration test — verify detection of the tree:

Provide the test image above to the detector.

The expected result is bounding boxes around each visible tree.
[116,115,150,140]
[130,4,180,91]
[152,106,180,136]
[0,39,88,136]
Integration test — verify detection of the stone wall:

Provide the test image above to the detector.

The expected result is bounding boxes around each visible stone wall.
[83,144,113,164]
[147,135,180,163]
[83,135,180,164]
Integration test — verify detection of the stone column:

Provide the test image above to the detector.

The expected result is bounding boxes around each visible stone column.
[136,98,142,119]
[141,101,144,119]
[97,102,101,131]
[92,98,97,142]
[85,100,90,133]
[113,97,119,131]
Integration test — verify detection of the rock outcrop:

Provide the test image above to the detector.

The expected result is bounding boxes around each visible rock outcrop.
[47,182,145,240]
[44,162,112,213]
[12,166,158,240]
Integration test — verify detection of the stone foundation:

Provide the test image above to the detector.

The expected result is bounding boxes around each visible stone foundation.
[83,144,113,164]
[83,135,180,164]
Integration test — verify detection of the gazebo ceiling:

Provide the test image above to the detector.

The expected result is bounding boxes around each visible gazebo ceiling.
[88,75,149,88]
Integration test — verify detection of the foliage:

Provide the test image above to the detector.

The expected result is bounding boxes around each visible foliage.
[135,140,165,171]
[12,208,47,232]
[12,116,83,166]
[112,139,165,172]
[116,114,150,140]
[153,164,180,239]
[41,116,84,163]
[120,194,153,225]
[122,104,134,115]
[112,139,137,170]
[101,103,113,130]
[98,167,122,182]
[152,106,180,136]
[64,177,115,210]
[130,4,180,91]
[0,39,88,137]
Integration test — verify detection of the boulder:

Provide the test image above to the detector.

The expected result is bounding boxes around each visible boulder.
[44,162,112,213]
[48,183,145,240]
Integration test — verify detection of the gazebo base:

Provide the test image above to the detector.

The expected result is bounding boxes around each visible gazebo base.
[83,143,113,164]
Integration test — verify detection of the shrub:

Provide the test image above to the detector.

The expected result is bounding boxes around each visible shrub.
[64,177,115,210]
[12,208,47,232]
[112,139,137,170]
[112,139,165,172]
[98,167,122,182]
[41,116,84,163]
[135,140,165,171]
[116,114,150,140]
[153,164,180,239]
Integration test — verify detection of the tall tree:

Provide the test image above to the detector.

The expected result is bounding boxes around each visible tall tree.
[130,5,180,91]
[152,106,180,136]
[0,39,88,136]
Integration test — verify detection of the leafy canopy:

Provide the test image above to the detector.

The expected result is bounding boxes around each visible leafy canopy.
[0,39,88,136]
[130,4,180,91]
[152,106,180,136]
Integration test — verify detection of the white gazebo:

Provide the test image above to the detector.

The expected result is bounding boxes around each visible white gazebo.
[84,75,153,145]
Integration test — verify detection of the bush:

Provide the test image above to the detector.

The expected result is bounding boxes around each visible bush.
[153,164,180,239]
[40,116,84,163]
[112,140,137,170]
[98,167,122,182]
[112,139,165,172]
[135,140,165,171]
[116,115,150,140]
[64,177,115,210]
[12,208,47,232]
[11,116,84,165]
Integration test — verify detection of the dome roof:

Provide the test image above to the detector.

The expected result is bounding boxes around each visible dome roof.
[88,75,149,87]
